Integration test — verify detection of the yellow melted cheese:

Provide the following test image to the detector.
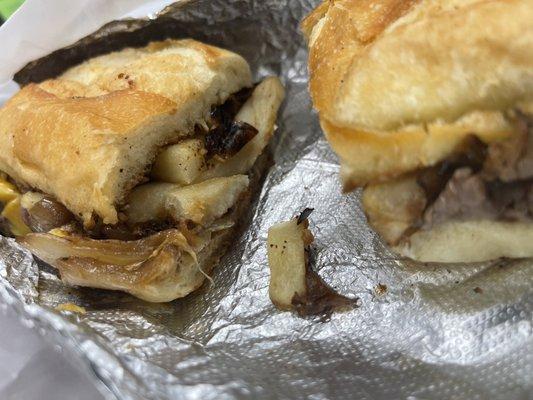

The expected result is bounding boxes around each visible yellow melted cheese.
[0,177,31,236]
[49,228,68,237]
[55,303,86,314]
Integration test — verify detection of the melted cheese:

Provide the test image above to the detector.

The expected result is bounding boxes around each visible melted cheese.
[0,180,19,203]
[1,197,31,236]
[49,228,69,238]
[55,303,86,314]
[0,177,30,236]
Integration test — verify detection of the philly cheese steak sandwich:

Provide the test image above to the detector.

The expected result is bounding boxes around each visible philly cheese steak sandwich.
[0,39,284,301]
[303,0,533,262]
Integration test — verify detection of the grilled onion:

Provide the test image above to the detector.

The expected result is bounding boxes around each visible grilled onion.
[21,192,75,233]
[18,229,212,302]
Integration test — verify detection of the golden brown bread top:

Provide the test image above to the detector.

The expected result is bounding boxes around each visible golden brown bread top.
[303,0,533,186]
[45,39,251,108]
[0,39,252,226]
[303,0,418,123]
[305,0,533,130]
[0,85,178,225]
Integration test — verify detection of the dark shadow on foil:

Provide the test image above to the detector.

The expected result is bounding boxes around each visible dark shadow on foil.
[15,0,303,84]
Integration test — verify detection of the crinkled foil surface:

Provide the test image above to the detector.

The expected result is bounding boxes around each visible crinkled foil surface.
[2,1,533,399]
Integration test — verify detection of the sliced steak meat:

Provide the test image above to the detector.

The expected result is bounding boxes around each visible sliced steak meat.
[417,135,487,205]
[423,168,498,228]
[418,112,533,233]
[483,110,533,182]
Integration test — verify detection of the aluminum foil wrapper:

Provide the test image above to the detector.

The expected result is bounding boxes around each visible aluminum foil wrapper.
[2,1,533,399]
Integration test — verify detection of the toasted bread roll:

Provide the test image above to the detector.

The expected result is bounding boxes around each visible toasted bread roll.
[304,0,533,262]
[304,0,533,186]
[0,39,251,226]
[2,38,285,301]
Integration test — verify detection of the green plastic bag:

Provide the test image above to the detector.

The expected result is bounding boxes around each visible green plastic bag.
[0,0,24,20]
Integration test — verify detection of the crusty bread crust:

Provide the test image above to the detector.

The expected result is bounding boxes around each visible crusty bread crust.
[304,0,419,121]
[300,0,329,41]
[332,0,533,131]
[304,0,533,186]
[0,39,252,227]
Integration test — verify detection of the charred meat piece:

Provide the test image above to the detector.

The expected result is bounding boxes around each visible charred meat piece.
[206,87,258,159]
[205,121,258,159]
[210,87,255,128]
[417,135,487,206]
[422,168,499,229]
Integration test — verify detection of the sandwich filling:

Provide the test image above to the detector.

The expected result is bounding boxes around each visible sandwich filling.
[3,86,253,237]
[363,111,533,246]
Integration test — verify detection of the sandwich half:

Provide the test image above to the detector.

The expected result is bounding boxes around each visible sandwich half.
[0,39,284,301]
[302,0,533,262]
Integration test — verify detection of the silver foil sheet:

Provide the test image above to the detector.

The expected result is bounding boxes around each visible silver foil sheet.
[1,1,533,399]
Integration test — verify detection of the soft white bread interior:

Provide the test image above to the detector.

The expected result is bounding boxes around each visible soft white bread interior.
[0,39,252,227]
[126,175,249,226]
[303,0,533,187]
[395,220,533,263]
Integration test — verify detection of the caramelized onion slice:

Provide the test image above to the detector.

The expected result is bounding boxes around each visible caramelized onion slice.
[18,229,194,266]
[18,229,215,302]
[21,192,75,233]
[55,244,198,302]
